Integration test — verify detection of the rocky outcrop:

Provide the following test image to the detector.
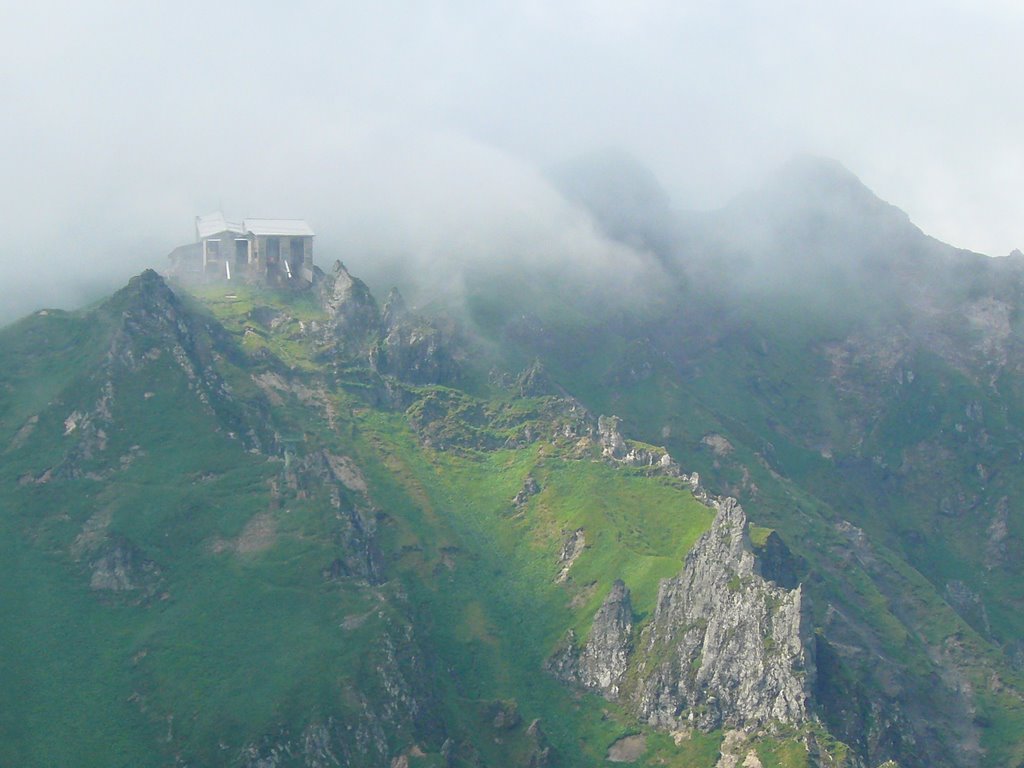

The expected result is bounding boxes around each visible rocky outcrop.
[88,536,162,596]
[578,580,634,698]
[319,261,381,353]
[984,496,1011,570]
[525,719,553,768]
[288,450,382,583]
[380,287,408,330]
[555,527,584,582]
[240,623,443,768]
[373,287,460,385]
[634,498,812,731]
[513,475,541,509]
[944,580,991,636]
[597,415,679,474]
[548,581,634,698]
[372,318,459,385]
[317,268,460,385]
[552,499,812,733]
[515,359,561,397]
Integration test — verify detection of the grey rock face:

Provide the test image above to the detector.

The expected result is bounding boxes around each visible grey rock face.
[319,270,460,385]
[552,498,812,734]
[525,719,553,768]
[373,319,459,385]
[515,358,559,397]
[547,580,633,700]
[577,580,633,698]
[597,415,679,473]
[985,496,1010,569]
[555,527,585,582]
[89,536,161,595]
[289,450,382,583]
[513,475,541,509]
[381,287,408,330]
[944,580,991,636]
[634,498,811,731]
[320,261,381,344]
[374,287,460,385]
[240,623,443,768]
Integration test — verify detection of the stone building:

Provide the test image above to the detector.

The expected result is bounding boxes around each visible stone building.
[168,212,315,285]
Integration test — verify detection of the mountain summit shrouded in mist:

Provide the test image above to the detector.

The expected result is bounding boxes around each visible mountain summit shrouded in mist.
[4,4,1024,765]
[547,148,675,255]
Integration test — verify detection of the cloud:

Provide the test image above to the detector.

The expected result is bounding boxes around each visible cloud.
[1,1,1022,323]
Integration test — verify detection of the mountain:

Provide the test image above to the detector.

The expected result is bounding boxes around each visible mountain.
[547,148,676,256]
[3,159,1024,768]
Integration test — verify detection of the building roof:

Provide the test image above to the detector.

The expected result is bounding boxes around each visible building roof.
[196,211,244,239]
[196,212,315,239]
[243,218,316,237]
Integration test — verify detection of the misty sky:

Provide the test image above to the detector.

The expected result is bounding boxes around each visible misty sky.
[2,1,1022,323]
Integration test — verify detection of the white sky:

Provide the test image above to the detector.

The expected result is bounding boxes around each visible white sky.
[1,1,1022,320]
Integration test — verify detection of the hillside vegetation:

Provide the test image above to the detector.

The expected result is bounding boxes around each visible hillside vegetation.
[4,158,1024,768]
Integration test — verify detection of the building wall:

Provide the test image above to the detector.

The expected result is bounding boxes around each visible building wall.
[197,231,313,286]
[251,235,313,284]
[199,229,244,280]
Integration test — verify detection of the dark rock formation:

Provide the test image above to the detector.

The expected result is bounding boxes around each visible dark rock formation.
[515,358,560,397]
[240,623,443,768]
[752,529,807,590]
[525,719,553,768]
[512,475,540,508]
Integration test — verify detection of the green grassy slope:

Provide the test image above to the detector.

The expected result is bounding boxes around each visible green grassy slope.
[7,256,1023,767]
[1,278,777,767]
[460,265,1024,767]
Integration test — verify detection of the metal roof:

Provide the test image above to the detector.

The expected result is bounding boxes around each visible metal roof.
[243,218,316,237]
[196,211,244,239]
[195,212,315,239]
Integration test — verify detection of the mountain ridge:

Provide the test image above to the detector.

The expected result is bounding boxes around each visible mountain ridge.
[4,157,1024,767]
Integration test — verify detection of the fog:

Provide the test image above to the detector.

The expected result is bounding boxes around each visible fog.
[2,1,1022,324]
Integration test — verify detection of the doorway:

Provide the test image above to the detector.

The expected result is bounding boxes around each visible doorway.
[235,239,249,269]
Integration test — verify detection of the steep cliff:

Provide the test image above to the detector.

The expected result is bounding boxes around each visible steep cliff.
[633,497,812,731]
[317,262,460,386]
[548,580,634,699]
[552,497,813,734]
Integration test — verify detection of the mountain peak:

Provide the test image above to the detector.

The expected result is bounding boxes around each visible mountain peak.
[713,154,921,269]
[547,147,674,253]
[775,153,864,188]
[109,268,179,313]
[748,154,907,223]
